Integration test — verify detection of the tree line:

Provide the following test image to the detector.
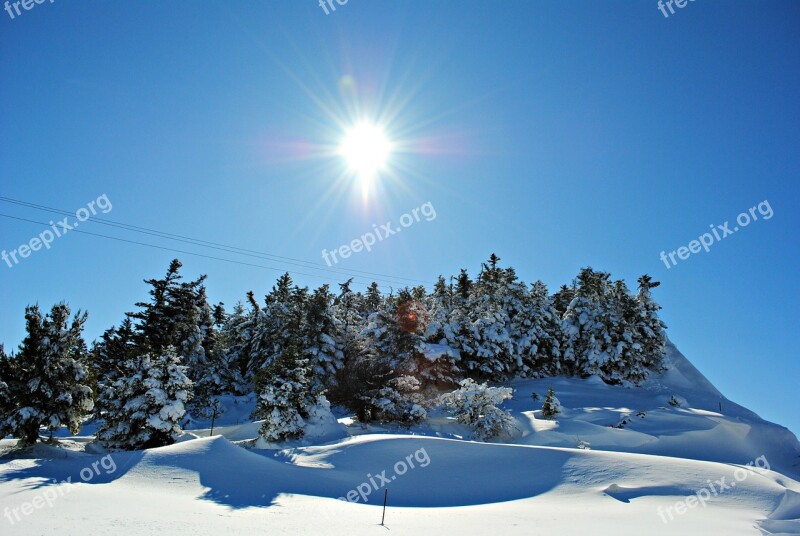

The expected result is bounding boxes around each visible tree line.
[0,254,667,448]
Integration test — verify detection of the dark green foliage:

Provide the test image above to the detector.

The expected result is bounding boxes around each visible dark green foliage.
[1,304,93,445]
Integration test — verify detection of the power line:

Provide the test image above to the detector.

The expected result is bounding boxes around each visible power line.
[0,213,420,289]
[0,196,434,286]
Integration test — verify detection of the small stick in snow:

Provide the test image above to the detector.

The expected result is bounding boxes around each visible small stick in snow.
[380,489,388,526]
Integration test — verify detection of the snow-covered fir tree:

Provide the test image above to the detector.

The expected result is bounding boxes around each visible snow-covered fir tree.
[303,284,343,385]
[0,304,94,444]
[561,268,616,378]
[367,375,427,425]
[521,281,563,377]
[0,346,13,438]
[92,317,138,386]
[253,304,331,442]
[439,378,516,441]
[461,255,517,379]
[360,290,423,370]
[248,273,304,375]
[182,289,234,417]
[96,347,193,450]
[332,279,367,370]
[222,293,262,389]
[636,275,667,371]
[541,387,561,419]
[424,276,453,344]
[130,259,186,355]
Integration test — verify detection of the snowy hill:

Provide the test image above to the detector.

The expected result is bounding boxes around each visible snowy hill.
[1,340,799,535]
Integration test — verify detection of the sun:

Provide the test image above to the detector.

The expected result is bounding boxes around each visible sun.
[338,122,393,180]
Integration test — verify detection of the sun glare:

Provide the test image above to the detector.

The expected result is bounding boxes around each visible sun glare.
[338,122,392,180]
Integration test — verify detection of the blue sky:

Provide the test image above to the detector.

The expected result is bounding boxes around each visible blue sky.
[1,1,798,436]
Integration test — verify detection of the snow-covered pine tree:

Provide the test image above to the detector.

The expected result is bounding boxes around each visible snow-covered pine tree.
[92,317,138,386]
[461,255,516,380]
[2,304,94,444]
[182,289,234,416]
[253,303,331,442]
[0,346,12,438]
[439,378,516,441]
[363,281,382,318]
[249,273,305,375]
[303,284,342,386]
[209,301,244,394]
[361,289,426,374]
[552,284,575,318]
[96,347,193,450]
[500,266,533,377]
[604,280,648,383]
[447,268,473,357]
[91,317,139,420]
[130,259,185,355]
[520,281,563,377]
[541,387,561,419]
[636,275,667,371]
[333,279,366,365]
[560,268,615,379]
[418,276,462,387]
[424,276,453,344]
[129,259,208,360]
[367,375,427,425]
[222,293,262,388]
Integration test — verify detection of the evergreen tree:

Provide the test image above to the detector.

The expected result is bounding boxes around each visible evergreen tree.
[541,387,561,419]
[222,293,261,387]
[92,317,138,385]
[182,289,233,415]
[361,289,425,372]
[636,275,668,371]
[552,284,575,318]
[363,281,383,317]
[92,317,138,419]
[303,284,343,385]
[439,379,516,441]
[520,281,563,376]
[96,347,193,450]
[129,259,208,358]
[334,279,366,361]
[366,375,427,425]
[0,346,13,439]
[424,276,453,344]
[605,280,648,383]
[2,304,93,444]
[130,259,185,354]
[461,255,516,379]
[253,303,331,442]
[561,268,615,378]
[249,273,304,374]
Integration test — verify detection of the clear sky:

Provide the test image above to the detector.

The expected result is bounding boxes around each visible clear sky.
[1,1,798,436]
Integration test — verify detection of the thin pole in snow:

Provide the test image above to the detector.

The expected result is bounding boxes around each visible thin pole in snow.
[380,489,388,526]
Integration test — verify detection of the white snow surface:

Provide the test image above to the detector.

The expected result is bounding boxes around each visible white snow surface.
[1,341,799,535]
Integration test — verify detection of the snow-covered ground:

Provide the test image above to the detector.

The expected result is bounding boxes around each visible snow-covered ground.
[2,342,799,535]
